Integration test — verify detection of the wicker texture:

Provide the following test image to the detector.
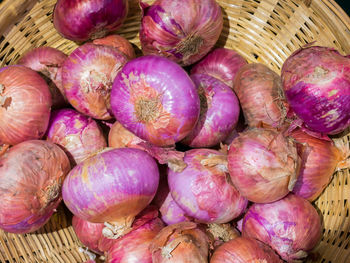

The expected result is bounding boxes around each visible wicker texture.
[0,0,349,262]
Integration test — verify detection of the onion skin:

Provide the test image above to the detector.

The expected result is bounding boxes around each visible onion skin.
[0,65,52,145]
[242,194,322,262]
[290,129,342,201]
[62,43,128,120]
[160,193,191,225]
[234,63,287,128]
[53,0,128,42]
[191,48,247,88]
[0,140,70,234]
[182,74,240,148]
[281,46,350,135]
[93,34,136,59]
[227,128,300,203]
[46,108,107,165]
[210,237,283,263]
[140,0,223,66]
[18,46,67,108]
[168,148,248,223]
[111,55,200,146]
[108,121,144,148]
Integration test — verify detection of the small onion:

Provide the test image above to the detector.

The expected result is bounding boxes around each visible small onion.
[242,194,322,262]
[191,48,247,88]
[150,222,209,263]
[140,0,223,66]
[111,55,200,146]
[93,34,136,59]
[159,192,191,225]
[234,63,287,128]
[18,46,67,108]
[168,148,248,223]
[0,65,52,145]
[0,140,70,233]
[53,0,128,42]
[62,43,128,120]
[227,128,300,203]
[181,74,240,148]
[281,46,350,135]
[62,148,159,239]
[210,237,283,263]
[46,108,107,165]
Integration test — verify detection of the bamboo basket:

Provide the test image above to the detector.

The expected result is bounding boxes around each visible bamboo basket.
[0,0,349,262]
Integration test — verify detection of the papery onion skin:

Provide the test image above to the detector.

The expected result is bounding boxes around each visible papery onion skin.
[234,63,287,128]
[210,237,283,263]
[62,43,128,120]
[227,128,300,203]
[18,46,67,108]
[168,148,248,223]
[281,46,350,135]
[46,108,107,165]
[160,192,191,225]
[108,121,144,148]
[182,74,240,148]
[111,55,200,146]
[0,65,52,145]
[140,0,223,66]
[242,194,322,262]
[93,34,136,59]
[191,48,247,88]
[53,0,128,42]
[290,129,342,201]
[0,140,70,234]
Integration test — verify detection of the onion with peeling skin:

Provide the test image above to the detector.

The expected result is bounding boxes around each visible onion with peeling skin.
[159,192,191,225]
[93,34,136,59]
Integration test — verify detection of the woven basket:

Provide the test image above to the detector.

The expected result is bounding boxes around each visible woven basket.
[0,0,349,262]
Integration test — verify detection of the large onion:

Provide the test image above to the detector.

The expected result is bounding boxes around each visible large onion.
[140,0,223,66]
[0,140,70,233]
[111,55,200,146]
[0,65,52,145]
[93,34,136,59]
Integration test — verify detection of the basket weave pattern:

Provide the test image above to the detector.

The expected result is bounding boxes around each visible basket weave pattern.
[0,0,349,262]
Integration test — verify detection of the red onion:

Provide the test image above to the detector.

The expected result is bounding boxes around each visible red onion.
[160,192,191,225]
[53,0,128,42]
[150,222,209,262]
[62,43,128,120]
[242,194,322,262]
[205,223,240,249]
[18,46,67,108]
[181,74,240,147]
[227,128,300,203]
[62,148,159,239]
[168,148,248,223]
[0,140,70,233]
[210,237,283,263]
[111,55,200,146]
[234,63,288,128]
[93,34,136,59]
[0,65,52,145]
[108,121,144,148]
[191,48,247,88]
[140,0,223,66]
[281,46,350,135]
[46,108,107,165]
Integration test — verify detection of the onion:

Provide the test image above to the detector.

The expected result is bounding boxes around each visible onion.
[234,63,288,128]
[140,0,223,66]
[150,222,209,262]
[227,128,300,203]
[108,121,144,148]
[0,65,52,145]
[242,193,322,262]
[205,223,240,249]
[62,43,128,120]
[46,108,107,165]
[191,48,247,88]
[181,74,240,147]
[159,192,191,225]
[111,55,200,146]
[168,148,248,223]
[210,237,283,263]
[93,34,136,59]
[281,46,350,135]
[18,46,67,108]
[0,140,70,233]
[53,0,128,42]
[62,148,159,239]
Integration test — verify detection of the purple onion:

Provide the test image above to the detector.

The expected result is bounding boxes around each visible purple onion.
[160,192,191,225]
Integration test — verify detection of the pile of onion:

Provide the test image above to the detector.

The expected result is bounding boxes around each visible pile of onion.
[93,34,136,59]
[0,140,70,233]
